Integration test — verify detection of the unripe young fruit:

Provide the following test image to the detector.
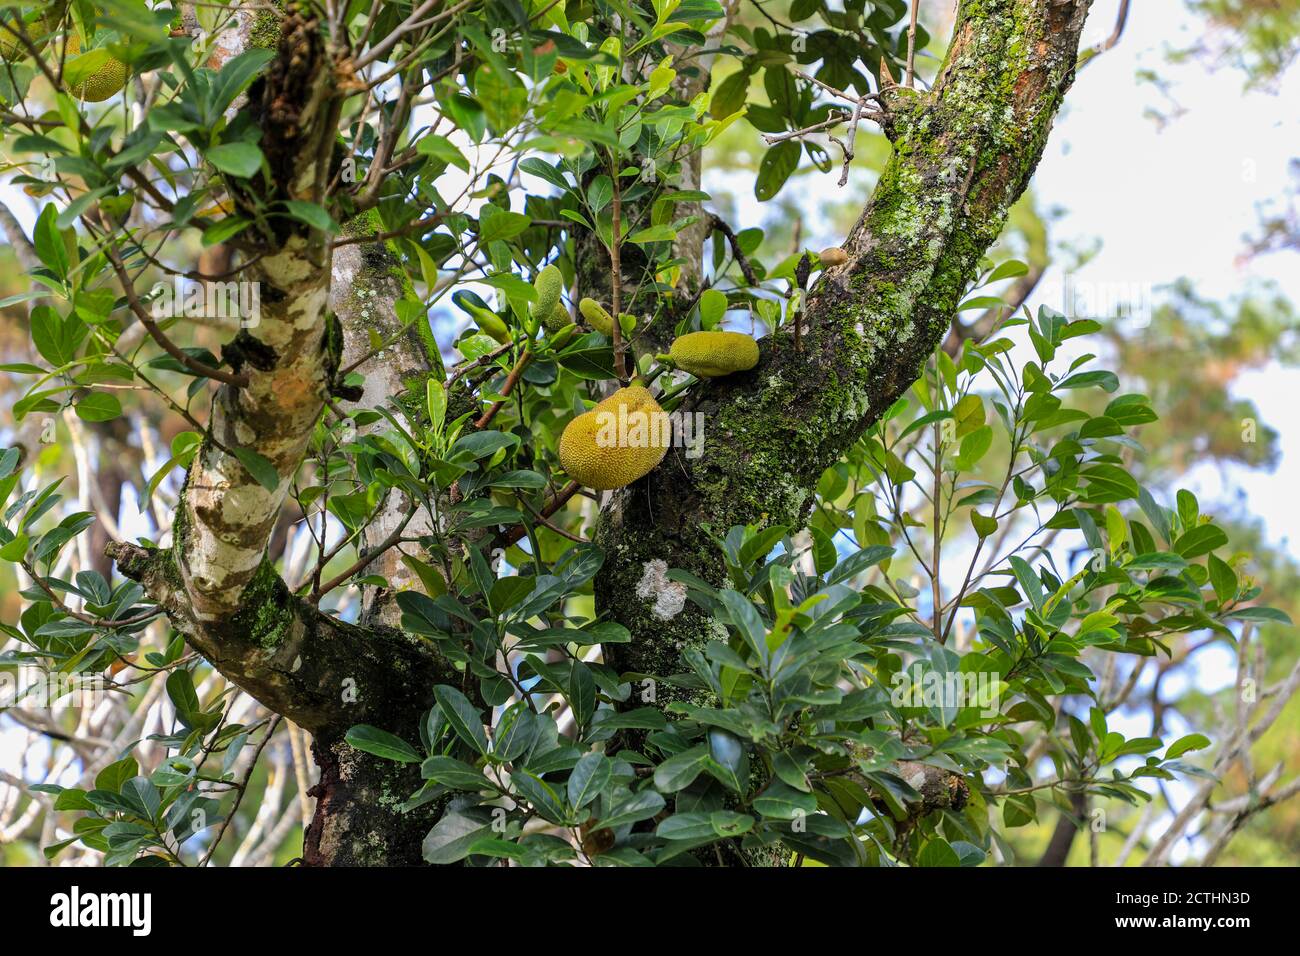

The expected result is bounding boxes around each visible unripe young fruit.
[64,32,130,102]
[559,385,669,490]
[818,246,849,266]
[669,330,760,378]
[531,263,563,325]
[468,305,510,344]
[579,297,614,336]
[542,300,570,333]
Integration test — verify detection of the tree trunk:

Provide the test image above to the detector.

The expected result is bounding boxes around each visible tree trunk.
[597,0,1094,701]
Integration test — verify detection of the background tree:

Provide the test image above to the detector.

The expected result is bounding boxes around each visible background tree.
[0,0,1295,867]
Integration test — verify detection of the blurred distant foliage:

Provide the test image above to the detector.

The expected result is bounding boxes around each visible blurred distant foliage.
[1184,0,1300,88]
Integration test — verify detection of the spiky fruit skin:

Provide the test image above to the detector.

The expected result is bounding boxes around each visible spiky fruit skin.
[543,300,569,333]
[0,7,57,61]
[559,385,669,490]
[669,330,760,378]
[64,33,129,102]
[531,264,563,326]
[579,297,613,336]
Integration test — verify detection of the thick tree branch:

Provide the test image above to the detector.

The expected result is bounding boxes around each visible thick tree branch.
[105,541,454,735]
[596,0,1095,694]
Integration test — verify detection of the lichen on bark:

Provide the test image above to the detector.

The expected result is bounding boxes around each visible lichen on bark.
[596,0,1095,700]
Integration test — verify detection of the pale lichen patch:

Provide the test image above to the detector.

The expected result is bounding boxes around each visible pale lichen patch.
[635,559,687,621]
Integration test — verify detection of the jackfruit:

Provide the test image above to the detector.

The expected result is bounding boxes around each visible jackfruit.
[559,385,669,490]
[668,330,759,378]
[579,297,613,336]
[470,306,510,344]
[543,300,569,333]
[64,32,129,102]
[0,6,59,61]
[531,264,562,327]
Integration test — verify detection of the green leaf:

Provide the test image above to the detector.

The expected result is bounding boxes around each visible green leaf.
[74,392,121,422]
[206,142,265,178]
[752,780,817,820]
[1056,369,1119,392]
[810,526,837,576]
[30,305,85,368]
[477,205,531,243]
[917,838,961,867]
[33,203,70,279]
[698,288,728,325]
[1225,606,1293,625]
[422,805,491,864]
[231,447,279,492]
[567,752,611,809]
[425,379,447,435]
[202,216,252,246]
[416,134,470,172]
[512,770,568,823]
[627,224,677,244]
[754,139,800,201]
[434,685,489,755]
[1207,554,1237,603]
[653,745,709,791]
[655,812,717,841]
[345,724,421,763]
[1081,464,1139,503]
[596,790,665,830]
[1173,524,1228,559]
[282,200,338,233]
[1164,734,1211,760]
[420,755,491,789]
[970,511,998,538]
[954,425,992,469]
[0,532,29,561]
[717,589,767,661]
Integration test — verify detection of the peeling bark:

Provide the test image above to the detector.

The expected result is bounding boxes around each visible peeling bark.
[331,216,445,627]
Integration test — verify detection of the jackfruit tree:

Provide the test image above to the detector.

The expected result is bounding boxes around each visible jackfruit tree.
[0,0,1296,869]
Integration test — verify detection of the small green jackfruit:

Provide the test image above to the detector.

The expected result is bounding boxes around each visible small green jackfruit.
[559,385,669,490]
[469,306,510,344]
[543,300,570,333]
[531,264,562,325]
[669,330,759,378]
[579,297,614,336]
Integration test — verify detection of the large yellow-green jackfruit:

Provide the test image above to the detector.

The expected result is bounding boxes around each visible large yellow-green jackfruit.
[0,5,62,60]
[64,32,130,102]
[559,385,669,490]
[669,330,759,378]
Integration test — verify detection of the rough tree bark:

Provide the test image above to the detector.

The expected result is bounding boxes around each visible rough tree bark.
[105,0,1095,865]
[107,7,456,865]
[596,0,1094,700]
